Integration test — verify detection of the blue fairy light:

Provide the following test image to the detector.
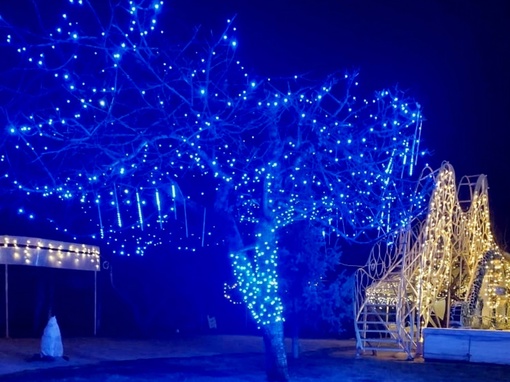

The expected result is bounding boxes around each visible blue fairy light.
[0,0,429,325]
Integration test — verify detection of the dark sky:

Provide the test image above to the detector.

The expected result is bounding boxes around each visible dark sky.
[0,0,508,335]
[172,0,510,243]
[0,0,509,242]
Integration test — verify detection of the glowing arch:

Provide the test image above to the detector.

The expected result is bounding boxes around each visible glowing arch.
[354,162,510,358]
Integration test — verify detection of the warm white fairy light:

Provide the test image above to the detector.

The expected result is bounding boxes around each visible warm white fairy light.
[0,235,100,271]
[355,162,510,356]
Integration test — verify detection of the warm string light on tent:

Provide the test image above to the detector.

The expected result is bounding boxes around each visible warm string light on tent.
[0,235,100,271]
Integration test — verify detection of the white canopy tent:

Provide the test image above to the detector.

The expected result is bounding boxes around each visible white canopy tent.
[0,235,100,338]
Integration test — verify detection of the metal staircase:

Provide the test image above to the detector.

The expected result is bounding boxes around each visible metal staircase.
[354,163,510,360]
[355,273,415,358]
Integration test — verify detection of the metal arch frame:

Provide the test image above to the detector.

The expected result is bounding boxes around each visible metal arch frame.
[354,162,509,358]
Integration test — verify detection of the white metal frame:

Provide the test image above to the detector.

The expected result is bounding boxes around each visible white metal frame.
[354,162,510,358]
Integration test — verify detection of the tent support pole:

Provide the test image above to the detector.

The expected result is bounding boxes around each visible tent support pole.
[5,264,9,339]
[94,271,97,336]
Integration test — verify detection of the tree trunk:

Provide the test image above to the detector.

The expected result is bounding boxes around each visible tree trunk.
[291,335,299,360]
[291,302,300,359]
[262,321,289,382]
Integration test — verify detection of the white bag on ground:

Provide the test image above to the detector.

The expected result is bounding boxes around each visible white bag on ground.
[40,316,63,358]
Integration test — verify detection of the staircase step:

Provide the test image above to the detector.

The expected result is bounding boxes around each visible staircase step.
[357,321,397,326]
[359,338,401,344]
[363,303,398,308]
[357,329,399,334]
[362,346,407,352]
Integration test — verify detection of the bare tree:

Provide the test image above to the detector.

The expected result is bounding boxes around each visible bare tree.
[0,1,428,380]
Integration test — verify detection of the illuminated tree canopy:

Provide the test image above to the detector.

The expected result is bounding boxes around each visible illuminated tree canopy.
[0,1,429,380]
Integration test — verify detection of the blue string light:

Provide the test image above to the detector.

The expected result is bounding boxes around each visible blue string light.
[0,0,430,325]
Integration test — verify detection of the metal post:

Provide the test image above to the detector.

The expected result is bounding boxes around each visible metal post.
[446,288,451,328]
[94,271,97,336]
[5,264,9,338]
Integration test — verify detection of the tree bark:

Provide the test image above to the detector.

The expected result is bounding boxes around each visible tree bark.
[291,334,300,360]
[291,302,300,359]
[262,321,289,382]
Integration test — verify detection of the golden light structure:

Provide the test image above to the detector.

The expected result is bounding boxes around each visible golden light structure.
[354,162,510,358]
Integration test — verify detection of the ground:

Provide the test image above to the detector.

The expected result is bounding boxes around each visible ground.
[0,335,509,381]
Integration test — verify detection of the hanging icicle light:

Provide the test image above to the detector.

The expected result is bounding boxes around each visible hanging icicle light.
[114,184,122,228]
[155,189,162,229]
[96,198,104,239]
[136,190,144,231]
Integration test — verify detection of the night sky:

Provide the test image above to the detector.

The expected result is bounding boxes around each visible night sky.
[0,0,508,338]
[0,0,508,241]
[172,0,510,243]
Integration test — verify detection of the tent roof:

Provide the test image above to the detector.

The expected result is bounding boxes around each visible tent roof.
[0,235,100,271]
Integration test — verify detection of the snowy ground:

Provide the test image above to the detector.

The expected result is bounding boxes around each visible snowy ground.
[0,335,509,381]
[0,335,357,376]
